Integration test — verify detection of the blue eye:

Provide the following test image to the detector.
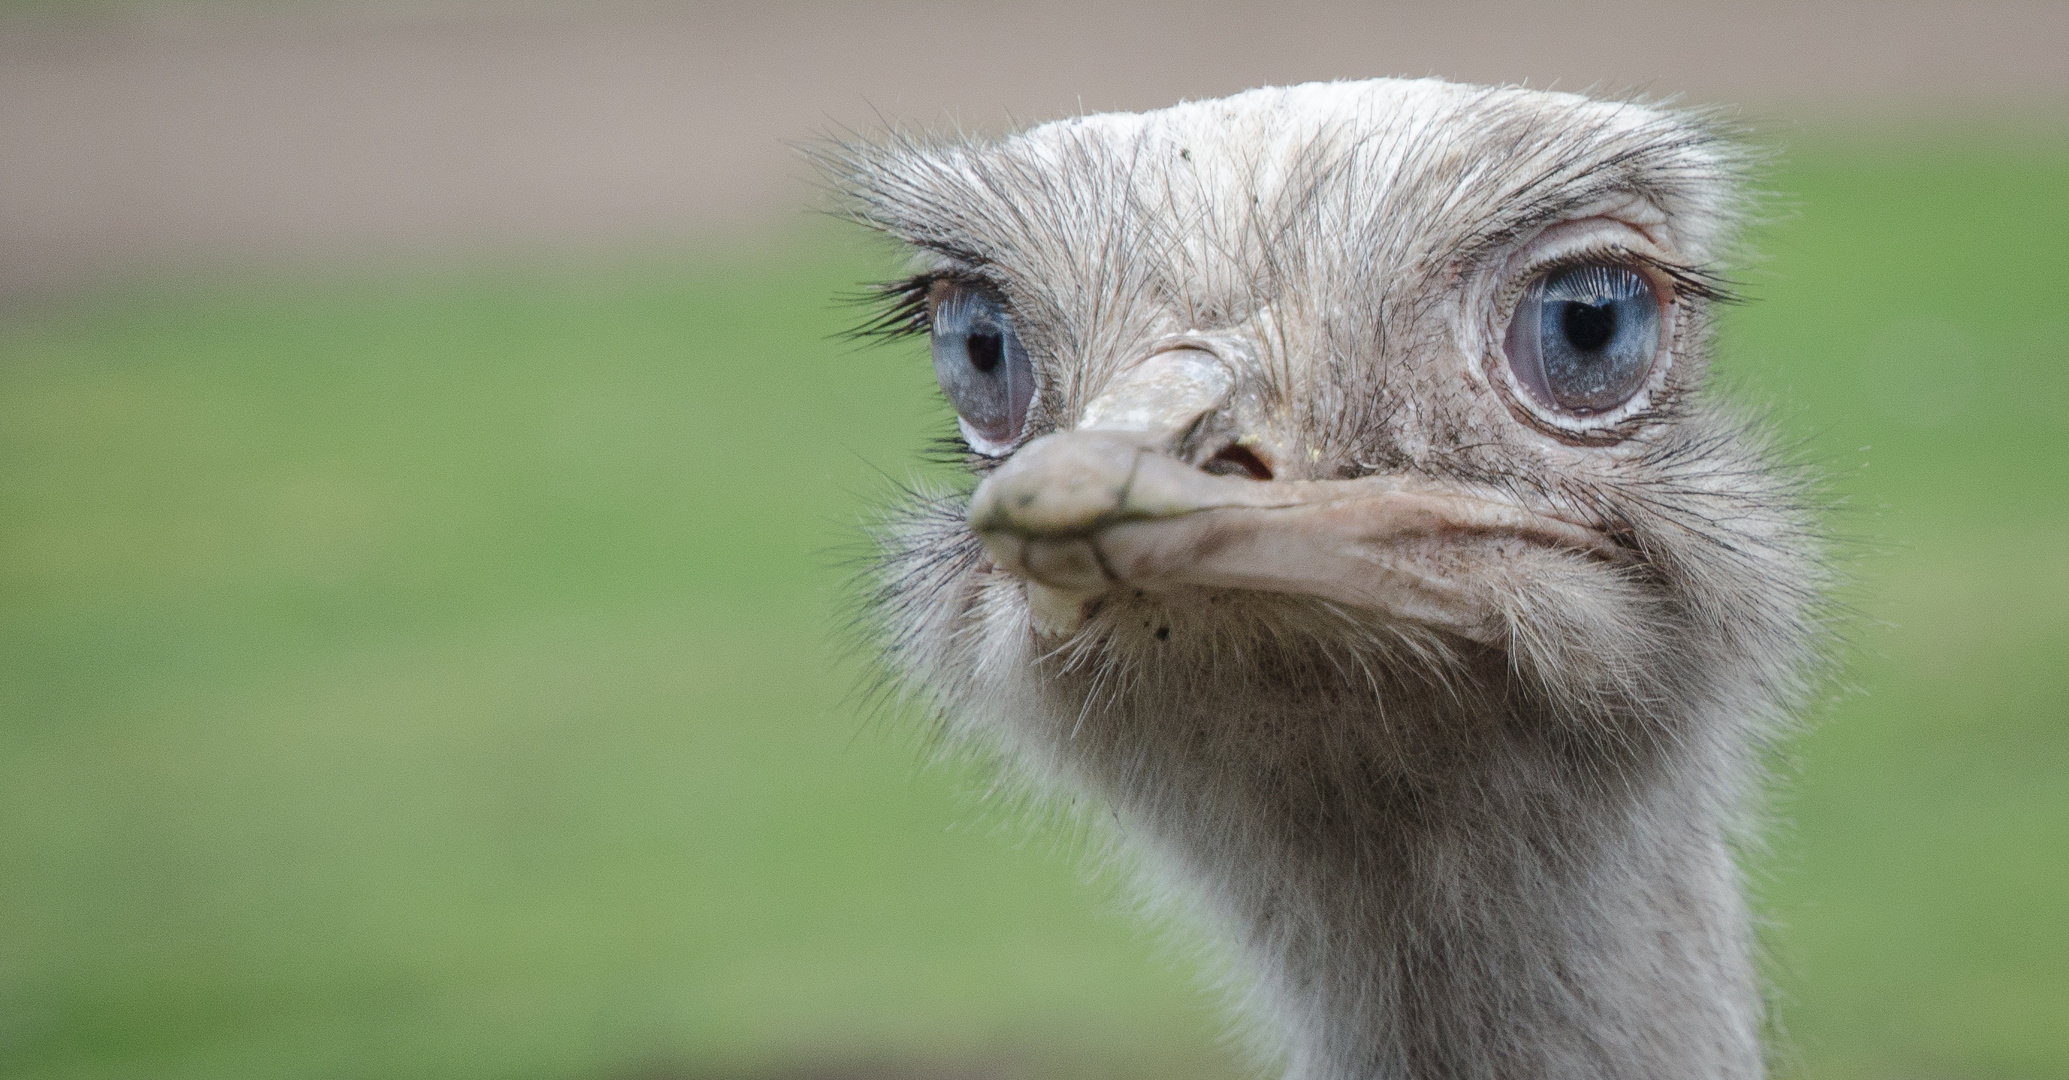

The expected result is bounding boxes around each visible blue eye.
[930,284,1035,453]
[1503,264,1662,416]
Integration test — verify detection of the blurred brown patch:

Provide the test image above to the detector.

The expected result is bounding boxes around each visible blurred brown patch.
[2,0,2066,300]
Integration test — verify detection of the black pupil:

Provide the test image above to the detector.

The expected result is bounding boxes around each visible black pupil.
[1560,301,1617,354]
[966,331,1004,374]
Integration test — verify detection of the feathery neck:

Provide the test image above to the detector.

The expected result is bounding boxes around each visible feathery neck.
[1064,659,1767,1080]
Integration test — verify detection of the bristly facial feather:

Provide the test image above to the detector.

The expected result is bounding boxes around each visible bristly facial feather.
[823,79,1826,1080]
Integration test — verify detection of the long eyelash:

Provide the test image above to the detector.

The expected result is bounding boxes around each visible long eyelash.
[840,272,936,342]
[1535,247,1744,305]
[1634,253,1743,305]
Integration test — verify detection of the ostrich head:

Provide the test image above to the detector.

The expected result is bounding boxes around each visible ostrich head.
[829,80,1821,1080]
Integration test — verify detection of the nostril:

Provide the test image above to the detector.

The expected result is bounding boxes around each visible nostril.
[1203,443,1274,481]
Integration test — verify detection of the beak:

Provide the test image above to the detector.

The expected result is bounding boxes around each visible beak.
[968,350,1615,641]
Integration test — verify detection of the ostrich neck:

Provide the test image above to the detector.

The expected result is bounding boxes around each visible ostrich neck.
[1079,678,1767,1080]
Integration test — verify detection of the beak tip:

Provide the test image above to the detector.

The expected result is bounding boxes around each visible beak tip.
[968,431,1144,539]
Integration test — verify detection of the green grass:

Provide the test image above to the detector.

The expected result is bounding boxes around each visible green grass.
[1716,135,2069,1079]
[2,134,2065,1080]
[0,251,1235,1080]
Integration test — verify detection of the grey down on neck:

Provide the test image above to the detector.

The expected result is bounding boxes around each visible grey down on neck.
[829,78,1826,1080]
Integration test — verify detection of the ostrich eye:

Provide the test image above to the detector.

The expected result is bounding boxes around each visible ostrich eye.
[1503,263,1663,417]
[929,283,1035,454]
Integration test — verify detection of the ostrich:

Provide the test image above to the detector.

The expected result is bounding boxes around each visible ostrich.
[827,79,1822,1080]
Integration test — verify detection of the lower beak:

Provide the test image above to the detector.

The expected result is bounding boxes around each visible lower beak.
[968,429,1615,641]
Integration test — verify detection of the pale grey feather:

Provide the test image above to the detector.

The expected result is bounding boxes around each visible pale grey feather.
[824,78,1827,1080]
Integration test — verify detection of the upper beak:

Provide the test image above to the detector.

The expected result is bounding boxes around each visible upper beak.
[967,349,1615,641]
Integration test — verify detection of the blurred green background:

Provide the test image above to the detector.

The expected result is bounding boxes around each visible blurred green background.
[2,8,2067,1077]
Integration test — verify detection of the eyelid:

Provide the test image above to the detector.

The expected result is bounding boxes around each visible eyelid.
[1507,226,1732,308]
[1534,249,1734,309]
[1527,244,1661,289]
[1499,216,1683,297]
[925,275,1015,322]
